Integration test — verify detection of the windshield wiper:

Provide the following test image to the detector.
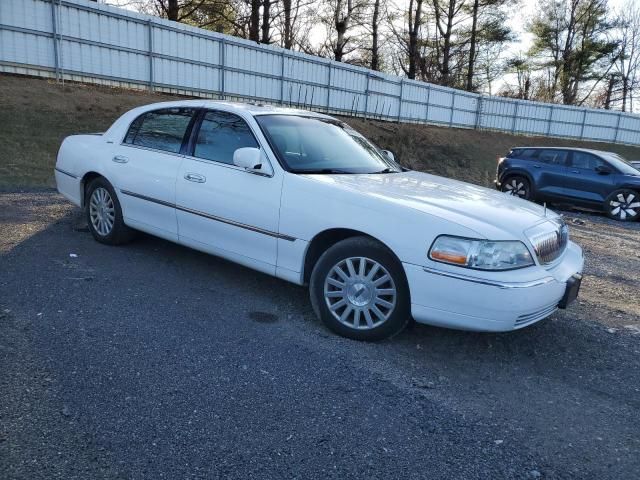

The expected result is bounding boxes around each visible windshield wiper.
[373,167,399,174]
[291,168,354,174]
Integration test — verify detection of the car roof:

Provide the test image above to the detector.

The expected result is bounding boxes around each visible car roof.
[133,99,336,119]
[511,146,614,156]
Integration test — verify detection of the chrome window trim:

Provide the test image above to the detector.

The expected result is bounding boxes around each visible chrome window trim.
[119,142,185,158]
[181,154,274,178]
[119,189,295,242]
[422,266,555,289]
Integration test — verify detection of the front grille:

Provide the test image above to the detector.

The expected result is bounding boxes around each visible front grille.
[530,223,568,265]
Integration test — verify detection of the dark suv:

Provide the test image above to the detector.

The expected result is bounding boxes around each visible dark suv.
[495,147,640,221]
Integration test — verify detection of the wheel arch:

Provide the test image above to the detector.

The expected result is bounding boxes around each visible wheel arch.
[302,228,405,286]
[80,171,106,207]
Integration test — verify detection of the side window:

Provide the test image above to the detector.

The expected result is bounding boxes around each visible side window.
[571,152,606,170]
[519,149,539,159]
[193,111,258,165]
[538,149,568,165]
[124,108,195,153]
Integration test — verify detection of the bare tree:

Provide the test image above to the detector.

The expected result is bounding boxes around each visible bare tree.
[613,0,640,111]
[431,0,467,86]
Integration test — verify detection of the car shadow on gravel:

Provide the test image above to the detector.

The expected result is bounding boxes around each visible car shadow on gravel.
[2,193,639,479]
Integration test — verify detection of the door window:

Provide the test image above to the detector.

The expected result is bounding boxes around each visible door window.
[124,108,195,153]
[193,111,258,165]
[538,150,568,165]
[570,152,607,170]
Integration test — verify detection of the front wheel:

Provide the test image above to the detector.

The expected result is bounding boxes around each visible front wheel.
[501,176,532,200]
[309,237,411,341]
[605,189,640,221]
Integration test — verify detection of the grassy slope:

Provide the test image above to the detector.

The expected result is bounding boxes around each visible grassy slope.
[2,74,640,189]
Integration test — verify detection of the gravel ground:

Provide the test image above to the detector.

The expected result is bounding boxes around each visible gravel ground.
[1,191,639,479]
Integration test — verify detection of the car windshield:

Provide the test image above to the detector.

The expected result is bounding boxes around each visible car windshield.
[602,152,640,175]
[255,115,402,174]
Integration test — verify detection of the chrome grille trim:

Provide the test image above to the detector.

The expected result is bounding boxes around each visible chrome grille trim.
[529,223,568,265]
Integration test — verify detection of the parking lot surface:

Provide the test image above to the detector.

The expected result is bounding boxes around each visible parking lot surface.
[1,191,639,479]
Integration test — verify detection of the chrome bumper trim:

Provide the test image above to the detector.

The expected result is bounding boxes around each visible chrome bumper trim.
[422,266,555,289]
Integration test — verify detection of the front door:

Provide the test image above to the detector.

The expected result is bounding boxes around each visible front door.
[175,110,283,275]
[564,151,615,206]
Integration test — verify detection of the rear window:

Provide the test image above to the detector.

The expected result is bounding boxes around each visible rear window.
[124,108,195,154]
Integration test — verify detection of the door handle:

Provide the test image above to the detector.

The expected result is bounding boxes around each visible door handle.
[184,172,206,183]
[533,164,541,168]
[112,155,129,163]
[570,170,580,174]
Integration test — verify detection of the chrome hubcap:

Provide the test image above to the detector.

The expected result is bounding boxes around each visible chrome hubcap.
[610,193,640,220]
[324,257,397,330]
[504,179,526,197]
[89,187,115,236]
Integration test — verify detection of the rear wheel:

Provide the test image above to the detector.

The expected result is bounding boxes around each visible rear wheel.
[309,237,411,341]
[86,177,135,244]
[501,176,532,200]
[604,189,640,221]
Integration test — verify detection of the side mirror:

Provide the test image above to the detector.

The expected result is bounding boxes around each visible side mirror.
[233,147,263,170]
[595,165,612,175]
[382,149,395,162]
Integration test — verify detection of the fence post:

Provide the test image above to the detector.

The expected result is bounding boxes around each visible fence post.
[475,95,483,129]
[280,50,285,105]
[363,73,370,119]
[147,20,154,92]
[397,79,404,122]
[326,61,332,112]
[511,100,519,133]
[579,108,587,139]
[219,38,225,100]
[614,112,623,144]
[449,91,455,126]
[546,105,554,136]
[424,84,431,123]
[50,0,60,82]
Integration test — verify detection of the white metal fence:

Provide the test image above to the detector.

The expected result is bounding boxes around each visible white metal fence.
[1,0,640,146]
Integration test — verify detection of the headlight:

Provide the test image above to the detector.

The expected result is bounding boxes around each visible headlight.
[429,235,534,271]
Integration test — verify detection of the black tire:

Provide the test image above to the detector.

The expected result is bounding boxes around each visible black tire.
[309,236,411,341]
[501,175,532,200]
[85,177,136,245]
[604,189,640,222]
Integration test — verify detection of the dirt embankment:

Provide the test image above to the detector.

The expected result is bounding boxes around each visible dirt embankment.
[2,73,640,188]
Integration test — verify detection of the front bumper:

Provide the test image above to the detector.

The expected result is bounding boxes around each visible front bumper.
[403,241,584,332]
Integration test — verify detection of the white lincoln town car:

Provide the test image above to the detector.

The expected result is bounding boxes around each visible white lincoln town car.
[55,100,584,340]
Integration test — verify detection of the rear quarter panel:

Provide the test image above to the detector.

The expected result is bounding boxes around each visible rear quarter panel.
[55,134,112,206]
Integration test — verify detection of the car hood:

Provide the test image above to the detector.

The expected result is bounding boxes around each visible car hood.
[308,171,556,239]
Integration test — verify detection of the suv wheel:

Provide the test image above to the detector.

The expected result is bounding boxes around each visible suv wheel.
[501,176,532,200]
[309,237,411,341]
[605,189,640,221]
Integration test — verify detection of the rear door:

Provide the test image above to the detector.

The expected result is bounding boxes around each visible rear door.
[564,151,616,206]
[533,149,570,200]
[175,109,283,275]
[109,107,197,241]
